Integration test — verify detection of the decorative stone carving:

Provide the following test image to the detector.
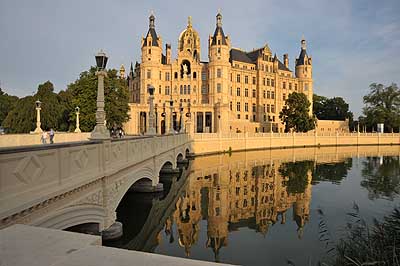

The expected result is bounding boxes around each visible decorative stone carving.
[13,155,44,184]
[74,149,89,169]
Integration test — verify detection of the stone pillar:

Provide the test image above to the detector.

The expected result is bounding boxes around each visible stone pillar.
[202,112,205,133]
[74,110,81,133]
[91,71,110,140]
[169,101,175,134]
[102,221,123,241]
[34,104,42,133]
[179,105,185,133]
[146,93,156,135]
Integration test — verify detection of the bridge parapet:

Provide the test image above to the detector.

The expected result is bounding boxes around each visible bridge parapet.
[0,133,191,229]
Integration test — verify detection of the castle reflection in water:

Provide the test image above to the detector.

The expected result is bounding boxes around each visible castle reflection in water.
[166,155,312,260]
[108,146,399,263]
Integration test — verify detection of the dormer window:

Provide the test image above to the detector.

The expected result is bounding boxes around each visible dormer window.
[218,40,221,45]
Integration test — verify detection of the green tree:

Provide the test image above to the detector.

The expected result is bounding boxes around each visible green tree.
[67,67,129,132]
[279,92,316,132]
[362,83,400,132]
[312,158,352,185]
[313,94,353,122]
[0,88,18,127]
[3,81,71,133]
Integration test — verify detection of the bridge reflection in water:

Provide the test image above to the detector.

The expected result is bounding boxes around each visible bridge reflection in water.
[104,146,400,265]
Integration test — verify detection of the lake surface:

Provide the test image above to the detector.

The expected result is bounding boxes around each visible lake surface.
[105,146,400,265]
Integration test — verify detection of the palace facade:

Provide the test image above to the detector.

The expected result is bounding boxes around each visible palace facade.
[123,12,313,134]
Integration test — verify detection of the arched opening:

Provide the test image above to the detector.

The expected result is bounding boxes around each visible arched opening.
[106,178,163,247]
[159,161,179,196]
[185,148,190,158]
[65,222,100,235]
[161,119,166,134]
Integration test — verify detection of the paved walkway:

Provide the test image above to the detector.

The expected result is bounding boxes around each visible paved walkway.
[0,224,234,266]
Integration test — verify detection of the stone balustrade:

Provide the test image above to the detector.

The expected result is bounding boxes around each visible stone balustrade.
[192,132,400,155]
[0,132,91,148]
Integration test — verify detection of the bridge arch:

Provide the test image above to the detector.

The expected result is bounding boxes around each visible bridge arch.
[33,204,107,231]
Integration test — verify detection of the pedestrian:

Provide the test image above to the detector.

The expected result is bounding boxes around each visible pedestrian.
[49,128,55,144]
[119,128,123,138]
[41,131,48,144]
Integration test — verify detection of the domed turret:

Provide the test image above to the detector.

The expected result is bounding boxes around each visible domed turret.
[178,16,201,61]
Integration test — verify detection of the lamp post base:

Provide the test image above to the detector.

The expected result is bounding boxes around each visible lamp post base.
[74,128,81,133]
[34,127,43,134]
[90,124,110,140]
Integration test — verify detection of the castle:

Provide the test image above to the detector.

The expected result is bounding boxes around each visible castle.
[123,12,313,134]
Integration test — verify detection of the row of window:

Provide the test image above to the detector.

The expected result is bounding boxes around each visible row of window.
[230,102,275,113]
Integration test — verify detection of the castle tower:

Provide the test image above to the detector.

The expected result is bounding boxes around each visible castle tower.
[295,37,313,111]
[140,12,163,103]
[208,12,231,133]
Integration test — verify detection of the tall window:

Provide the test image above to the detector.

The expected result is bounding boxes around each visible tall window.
[237,74,241,83]
[180,85,183,94]
[283,81,286,89]
[237,102,241,111]
[252,89,256,98]
[245,75,248,84]
[217,83,222,93]
[174,72,178,79]
[267,78,270,86]
[165,72,170,81]
[193,72,197,79]
[263,90,266,98]
[295,83,298,91]
[188,85,191,94]
[217,68,222,78]
[267,104,270,112]
[263,104,266,112]
[263,78,266,86]
[245,88,249,97]
[237,87,241,96]
[202,71,207,81]
[252,103,256,112]
[271,91,275,99]
[289,83,292,90]
[252,76,256,85]
[271,105,275,113]
[245,103,249,112]
[267,91,270,99]
[283,93,286,100]
[271,79,275,87]
[230,101,233,110]
[146,69,151,79]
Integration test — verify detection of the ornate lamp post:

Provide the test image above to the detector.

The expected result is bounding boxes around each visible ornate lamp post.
[168,97,175,134]
[90,50,110,140]
[34,100,43,133]
[179,102,185,133]
[146,85,156,135]
[74,106,81,133]
[185,102,192,134]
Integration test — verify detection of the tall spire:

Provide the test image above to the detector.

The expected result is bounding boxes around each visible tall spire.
[188,16,192,28]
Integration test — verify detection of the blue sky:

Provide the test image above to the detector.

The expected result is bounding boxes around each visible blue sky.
[0,0,399,116]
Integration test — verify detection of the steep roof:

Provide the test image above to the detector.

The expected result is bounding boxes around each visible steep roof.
[296,49,307,66]
[230,48,253,64]
[211,27,227,45]
[278,60,291,71]
[143,28,158,47]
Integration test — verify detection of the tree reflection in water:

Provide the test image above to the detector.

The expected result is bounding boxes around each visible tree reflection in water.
[312,158,353,185]
[361,156,400,200]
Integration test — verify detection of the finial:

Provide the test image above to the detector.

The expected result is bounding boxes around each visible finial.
[216,10,222,27]
[149,10,155,29]
[188,16,192,28]
[301,35,306,50]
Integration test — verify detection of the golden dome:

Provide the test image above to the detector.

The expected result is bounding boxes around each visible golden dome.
[178,16,200,53]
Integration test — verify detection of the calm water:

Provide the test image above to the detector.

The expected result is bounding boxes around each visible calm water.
[105,146,400,265]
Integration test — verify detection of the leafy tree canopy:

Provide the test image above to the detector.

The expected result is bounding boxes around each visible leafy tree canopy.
[279,92,316,132]
[0,88,18,127]
[361,83,400,132]
[313,94,353,121]
[67,67,129,132]
[279,160,314,194]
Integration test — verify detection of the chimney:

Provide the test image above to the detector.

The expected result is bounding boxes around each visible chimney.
[166,44,171,64]
[283,54,289,68]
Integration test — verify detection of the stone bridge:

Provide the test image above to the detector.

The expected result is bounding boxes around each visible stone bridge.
[0,134,192,234]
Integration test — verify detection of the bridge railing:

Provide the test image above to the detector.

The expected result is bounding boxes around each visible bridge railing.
[0,133,190,225]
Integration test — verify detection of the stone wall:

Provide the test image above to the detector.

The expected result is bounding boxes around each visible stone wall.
[0,132,91,148]
[191,132,400,155]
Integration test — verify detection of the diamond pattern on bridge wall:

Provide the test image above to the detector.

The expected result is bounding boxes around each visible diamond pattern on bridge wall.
[13,155,44,184]
[74,149,89,169]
